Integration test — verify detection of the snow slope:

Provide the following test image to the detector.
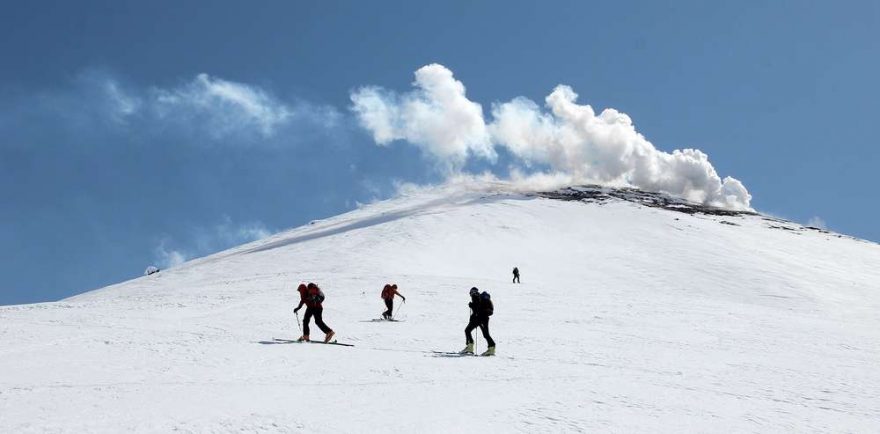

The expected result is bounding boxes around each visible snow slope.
[2,182,879,432]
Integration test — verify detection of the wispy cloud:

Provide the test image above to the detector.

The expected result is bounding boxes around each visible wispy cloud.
[154,238,187,268]
[102,79,140,122]
[150,73,293,138]
[205,216,272,248]
[0,69,343,146]
[806,216,828,229]
[152,217,273,268]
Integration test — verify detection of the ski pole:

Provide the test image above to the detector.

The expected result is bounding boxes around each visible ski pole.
[295,311,302,333]
[473,310,478,356]
[475,330,479,356]
[395,299,405,318]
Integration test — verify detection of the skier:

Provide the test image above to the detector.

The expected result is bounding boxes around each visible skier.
[380,283,406,319]
[293,282,335,343]
[512,266,520,283]
[461,287,496,356]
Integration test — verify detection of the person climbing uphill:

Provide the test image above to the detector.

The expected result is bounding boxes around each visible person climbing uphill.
[294,282,335,343]
[380,283,405,319]
[461,287,496,356]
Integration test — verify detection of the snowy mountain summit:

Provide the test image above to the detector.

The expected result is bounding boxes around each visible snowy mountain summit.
[2,182,879,432]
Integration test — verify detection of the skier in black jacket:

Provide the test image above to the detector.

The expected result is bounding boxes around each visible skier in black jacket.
[461,287,495,356]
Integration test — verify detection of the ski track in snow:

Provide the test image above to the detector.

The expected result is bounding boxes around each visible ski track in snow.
[1,186,879,432]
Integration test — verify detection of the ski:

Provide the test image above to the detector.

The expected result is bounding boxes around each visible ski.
[272,338,354,347]
[431,350,495,357]
[316,341,355,347]
[432,350,474,357]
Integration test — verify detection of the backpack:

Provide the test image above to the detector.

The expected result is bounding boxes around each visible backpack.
[481,292,493,316]
[381,286,393,299]
[309,288,325,304]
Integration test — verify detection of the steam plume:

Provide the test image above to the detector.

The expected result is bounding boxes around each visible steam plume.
[352,64,752,210]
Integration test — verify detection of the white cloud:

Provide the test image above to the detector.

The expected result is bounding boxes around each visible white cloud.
[351,64,495,170]
[154,239,187,268]
[351,64,752,210]
[806,216,827,229]
[225,219,272,243]
[28,70,342,142]
[151,74,293,138]
[191,217,272,253]
[101,80,140,122]
[154,218,273,268]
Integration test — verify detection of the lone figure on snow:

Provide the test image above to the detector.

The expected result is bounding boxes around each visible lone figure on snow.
[512,266,520,284]
[294,282,335,343]
[462,287,496,356]
[380,283,405,320]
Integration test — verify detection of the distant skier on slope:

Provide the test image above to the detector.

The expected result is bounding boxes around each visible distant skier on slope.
[381,283,406,319]
[294,282,335,343]
[512,266,520,283]
[461,287,495,356]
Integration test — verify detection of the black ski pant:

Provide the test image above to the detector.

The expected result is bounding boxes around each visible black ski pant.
[303,307,332,336]
[513,274,520,283]
[383,298,394,317]
[465,316,495,347]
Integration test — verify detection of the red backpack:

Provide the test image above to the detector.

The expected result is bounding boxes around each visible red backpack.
[381,284,393,299]
[306,284,325,307]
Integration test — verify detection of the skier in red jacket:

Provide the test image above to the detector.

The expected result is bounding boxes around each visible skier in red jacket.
[380,283,406,319]
[294,282,335,343]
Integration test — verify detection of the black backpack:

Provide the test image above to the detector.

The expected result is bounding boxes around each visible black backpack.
[310,289,325,304]
[481,292,493,316]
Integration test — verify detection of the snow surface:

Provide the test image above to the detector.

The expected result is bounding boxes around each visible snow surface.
[2,182,879,432]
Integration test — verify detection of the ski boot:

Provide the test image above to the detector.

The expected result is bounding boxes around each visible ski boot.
[460,342,474,354]
[324,331,336,343]
[480,346,496,356]
[297,335,310,342]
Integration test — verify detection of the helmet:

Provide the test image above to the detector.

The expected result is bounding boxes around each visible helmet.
[480,291,491,300]
[469,287,479,296]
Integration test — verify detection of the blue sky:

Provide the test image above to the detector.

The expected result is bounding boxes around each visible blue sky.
[1,1,878,305]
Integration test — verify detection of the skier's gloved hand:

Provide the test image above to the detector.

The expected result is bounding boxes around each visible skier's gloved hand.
[293,307,300,313]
